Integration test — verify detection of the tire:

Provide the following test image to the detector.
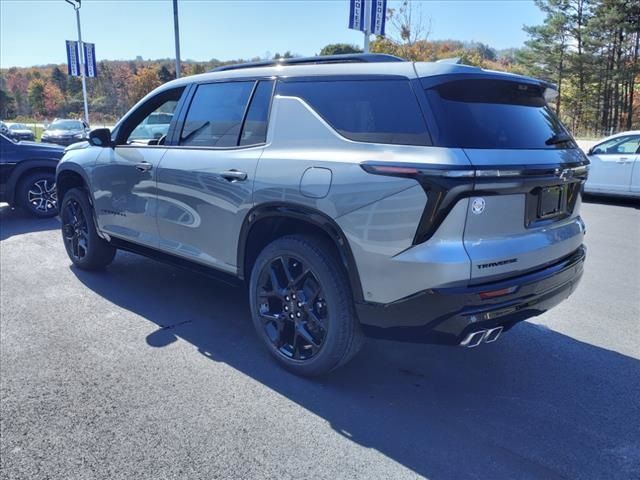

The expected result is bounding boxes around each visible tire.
[60,188,116,270]
[249,235,364,377]
[17,171,58,218]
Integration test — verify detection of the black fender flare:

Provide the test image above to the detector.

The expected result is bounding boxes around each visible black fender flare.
[55,162,94,201]
[5,159,59,205]
[237,202,365,303]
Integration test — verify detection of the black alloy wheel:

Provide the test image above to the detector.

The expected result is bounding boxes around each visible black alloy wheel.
[249,235,364,376]
[61,198,89,262]
[256,255,329,360]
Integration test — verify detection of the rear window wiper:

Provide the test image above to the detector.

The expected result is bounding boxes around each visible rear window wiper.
[545,132,574,146]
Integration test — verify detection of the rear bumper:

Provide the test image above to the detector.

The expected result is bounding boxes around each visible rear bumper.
[356,245,586,345]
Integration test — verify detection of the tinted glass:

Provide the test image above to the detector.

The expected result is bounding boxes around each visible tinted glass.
[278,79,430,146]
[128,101,178,143]
[592,135,640,155]
[425,79,568,149]
[240,80,273,146]
[181,82,254,148]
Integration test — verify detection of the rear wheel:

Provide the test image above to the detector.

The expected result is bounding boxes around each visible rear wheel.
[249,235,363,376]
[17,172,58,218]
[60,188,116,270]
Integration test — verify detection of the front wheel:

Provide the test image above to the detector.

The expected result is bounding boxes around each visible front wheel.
[60,188,116,270]
[17,172,58,218]
[249,235,363,377]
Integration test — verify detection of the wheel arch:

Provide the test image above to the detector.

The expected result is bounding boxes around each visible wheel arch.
[6,159,58,205]
[56,163,92,204]
[238,202,365,303]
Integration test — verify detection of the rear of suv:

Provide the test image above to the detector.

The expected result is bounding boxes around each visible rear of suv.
[56,54,587,376]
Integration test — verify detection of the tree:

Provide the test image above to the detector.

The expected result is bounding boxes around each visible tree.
[158,65,174,83]
[519,0,571,113]
[387,0,431,46]
[319,43,363,56]
[43,82,65,117]
[50,66,68,96]
[130,66,161,104]
[0,88,16,118]
[27,78,46,117]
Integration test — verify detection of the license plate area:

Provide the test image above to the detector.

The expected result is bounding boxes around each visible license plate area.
[538,186,565,219]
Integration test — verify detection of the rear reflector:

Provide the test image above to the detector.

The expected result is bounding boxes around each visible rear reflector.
[479,286,517,299]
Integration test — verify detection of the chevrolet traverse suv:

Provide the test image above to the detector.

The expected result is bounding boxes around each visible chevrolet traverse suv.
[56,54,587,376]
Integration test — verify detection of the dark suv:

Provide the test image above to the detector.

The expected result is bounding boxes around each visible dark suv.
[56,54,588,376]
[0,134,64,217]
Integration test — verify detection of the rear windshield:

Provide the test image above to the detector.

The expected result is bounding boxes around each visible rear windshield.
[425,79,569,149]
[278,79,430,146]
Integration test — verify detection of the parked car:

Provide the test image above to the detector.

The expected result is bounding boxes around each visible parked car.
[584,131,640,198]
[41,119,90,146]
[56,54,588,376]
[129,111,173,141]
[6,123,35,142]
[0,121,9,136]
[0,133,65,217]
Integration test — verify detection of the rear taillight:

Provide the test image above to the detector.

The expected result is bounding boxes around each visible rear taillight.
[361,163,475,179]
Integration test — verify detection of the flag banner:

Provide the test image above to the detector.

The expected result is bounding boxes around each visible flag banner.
[84,42,97,77]
[370,0,387,36]
[348,0,365,32]
[66,40,80,76]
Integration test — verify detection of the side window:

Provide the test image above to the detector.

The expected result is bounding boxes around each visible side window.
[180,82,254,148]
[119,87,185,145]
[240,80,274,146]
[277,79,430,146]
[592,136,640,155]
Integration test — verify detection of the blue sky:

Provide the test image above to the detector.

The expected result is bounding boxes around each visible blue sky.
[1,0,544,68]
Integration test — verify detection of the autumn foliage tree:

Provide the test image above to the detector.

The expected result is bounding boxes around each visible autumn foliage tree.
[43,82,65,117]
[130,66,162,104]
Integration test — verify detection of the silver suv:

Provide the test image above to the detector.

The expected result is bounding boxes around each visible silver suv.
[56,54,588,376]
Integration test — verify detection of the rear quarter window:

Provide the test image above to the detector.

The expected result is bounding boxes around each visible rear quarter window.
[277,79,430,146]
[425,79,569,150]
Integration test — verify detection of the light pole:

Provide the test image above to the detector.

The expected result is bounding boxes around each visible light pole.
[65,0,89,124]
[363,0,371,53]
[173,0,181,78]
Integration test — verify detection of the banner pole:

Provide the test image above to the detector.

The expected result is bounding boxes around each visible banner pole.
[363,0,371,53]
[75,6,89,125]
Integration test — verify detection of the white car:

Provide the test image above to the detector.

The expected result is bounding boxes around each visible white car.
[584,131,640,198]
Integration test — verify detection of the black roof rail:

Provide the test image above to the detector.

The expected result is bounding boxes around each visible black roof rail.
[210,53,406,72]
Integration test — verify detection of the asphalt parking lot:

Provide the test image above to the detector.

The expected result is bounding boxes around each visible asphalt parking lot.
[1,197,638,480]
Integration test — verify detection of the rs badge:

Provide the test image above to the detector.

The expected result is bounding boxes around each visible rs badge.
[471,197,486,215]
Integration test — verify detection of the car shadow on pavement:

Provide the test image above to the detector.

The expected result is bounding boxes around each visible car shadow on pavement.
[0,205,60,241]
[71,252,640,480]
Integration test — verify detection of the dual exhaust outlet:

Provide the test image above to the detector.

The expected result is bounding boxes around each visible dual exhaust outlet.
[460,326,503,348]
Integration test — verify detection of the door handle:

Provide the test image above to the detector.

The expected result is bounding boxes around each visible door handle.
[221,169,247,182]
[616,158,630,164]
[136,161,153,172]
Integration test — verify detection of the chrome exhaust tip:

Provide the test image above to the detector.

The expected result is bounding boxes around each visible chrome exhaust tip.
[460,330,487,348]
[484,326,503,343]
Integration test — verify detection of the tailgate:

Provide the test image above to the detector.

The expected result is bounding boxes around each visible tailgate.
[462,148,587,281]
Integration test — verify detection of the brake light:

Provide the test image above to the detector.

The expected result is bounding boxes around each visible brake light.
[361,163,475,178]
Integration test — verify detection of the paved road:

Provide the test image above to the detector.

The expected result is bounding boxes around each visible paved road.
[1,197,638,480]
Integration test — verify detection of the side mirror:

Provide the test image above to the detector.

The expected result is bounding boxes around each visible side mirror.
[89,128,113,147]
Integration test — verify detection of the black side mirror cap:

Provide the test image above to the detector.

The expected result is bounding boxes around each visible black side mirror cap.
[89,128,113,147]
